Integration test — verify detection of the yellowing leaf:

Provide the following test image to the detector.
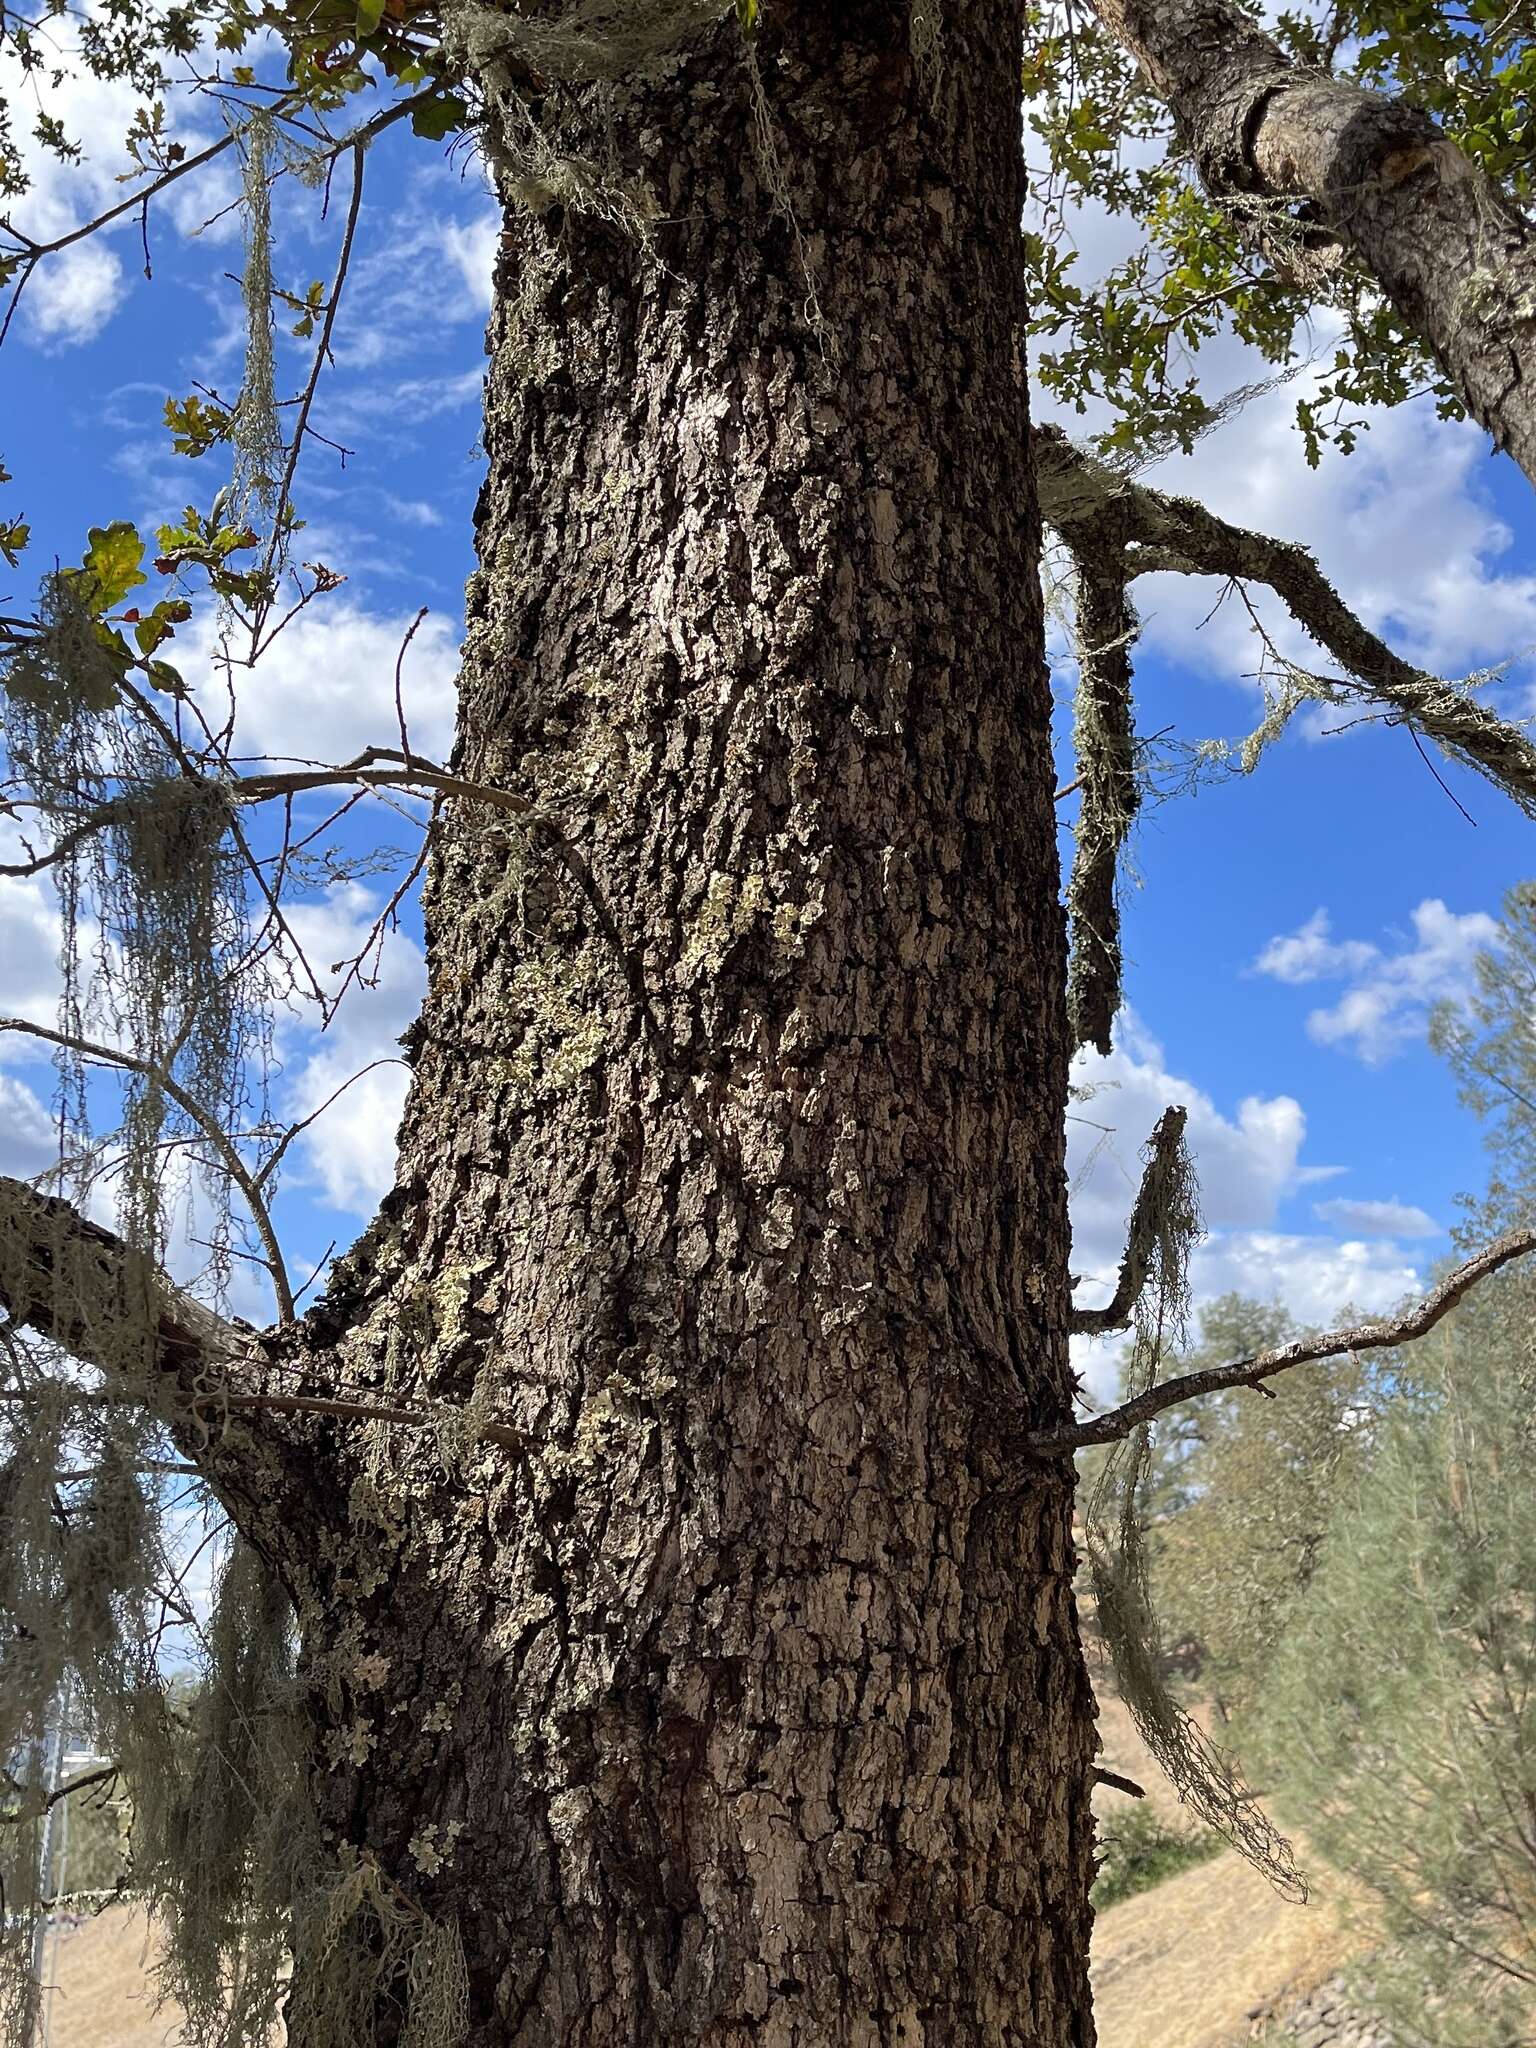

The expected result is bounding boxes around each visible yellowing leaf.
[79,520,147,611]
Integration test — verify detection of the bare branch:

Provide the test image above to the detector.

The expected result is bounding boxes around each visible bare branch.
[1092,1766,1147,1799]
[0,1764,120,1826]
[1038,1226,1536,1454]
[253,140,366,621]
[1035,426,1536,816]
[1069,1106,1189,1337]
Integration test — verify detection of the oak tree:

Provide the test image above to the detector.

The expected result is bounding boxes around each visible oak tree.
[2,3,1536,2043]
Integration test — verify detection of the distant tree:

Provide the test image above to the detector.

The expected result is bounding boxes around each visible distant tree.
[1434,881,1536,1242]
[1175,896,1536,2043]
[1254,1275,1536,2047]
[1138,1295,1383,1721]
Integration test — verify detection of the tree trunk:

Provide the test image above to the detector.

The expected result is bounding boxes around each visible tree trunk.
[281,8,1097,2041]
[1086,0,1536,488]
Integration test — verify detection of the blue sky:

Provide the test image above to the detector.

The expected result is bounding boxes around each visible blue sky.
[2,58,1533,1406]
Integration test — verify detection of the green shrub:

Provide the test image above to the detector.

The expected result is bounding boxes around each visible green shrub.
[1092,1803,1222,1910]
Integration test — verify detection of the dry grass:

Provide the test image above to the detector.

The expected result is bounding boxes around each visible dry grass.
[1092,1847,1355,2048]
[38,1908,182,2048]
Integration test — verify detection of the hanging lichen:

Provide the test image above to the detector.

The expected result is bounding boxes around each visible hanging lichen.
[910,0,944,91]
[118,1537,316,2044]
[1,569,264,1295]
[442,0,827,341]
[1081,1120,1307,1900]
[230,110,284,545]
[286,1851,470,2048]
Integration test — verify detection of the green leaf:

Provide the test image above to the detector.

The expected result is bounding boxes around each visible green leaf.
[79,520,147,611]
[356,0,385,37]
[165,393,232,458]
[410,92,468,141]
[0,516,28,568]
[132,596,193,656]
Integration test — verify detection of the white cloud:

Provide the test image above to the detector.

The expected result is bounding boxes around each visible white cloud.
[271,885,424,1215]
[382,493,446,529]
[0,858,65,1053]
[0,1072,57,1178]
[442,211,498,317]
[1253,898,1499,1063]
[0,44,241,348]
[24,240,126,347]
[1313,1195,1440,1238]
[189,599,461,766]
[1251,908,1378,986]
[1067,1013,1431,1402]
[1188,1230,1422,1328]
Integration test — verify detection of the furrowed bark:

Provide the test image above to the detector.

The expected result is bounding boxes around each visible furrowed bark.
[280,7,1099,2043]
[1083,0,1536,485]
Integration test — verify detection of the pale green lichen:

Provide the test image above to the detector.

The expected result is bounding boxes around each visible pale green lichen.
[504,951,608,1097]
[408,1820,464,1876]
[285,1853,470,2048]
[684,869,770,972]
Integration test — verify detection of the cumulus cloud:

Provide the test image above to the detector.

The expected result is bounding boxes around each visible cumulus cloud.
[1188,1230,1422,1329]
[0,1073,57,1179]
[1067,1012,1431,1402]
[1252,898,1499,1063]
[271,885,425,1215]
[1313,1196,1440,1238]
[0,860,65,1054]
[0,47,242,348]
[1250,909,1378,986]
[186,599,462,766]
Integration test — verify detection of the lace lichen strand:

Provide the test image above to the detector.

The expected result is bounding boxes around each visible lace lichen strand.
[286,1850,470,2048]
[1080,1119,1305,1898]
[1,577,263,1292]
[231,110,283,543]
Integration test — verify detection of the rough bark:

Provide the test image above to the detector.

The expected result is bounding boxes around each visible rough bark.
[245,8,1097,2045]
[1084,0,1536,487]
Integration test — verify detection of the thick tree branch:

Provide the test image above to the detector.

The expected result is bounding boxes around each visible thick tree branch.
[1035,427,1536,816]
[1039,1225,1536,1453]
[1069,1107,1189,1336]
[0,1175,522,1458]
[1063,537,1141,1056]
[1081,0,1536,485]
[0,1173,247,1390]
